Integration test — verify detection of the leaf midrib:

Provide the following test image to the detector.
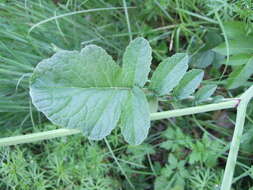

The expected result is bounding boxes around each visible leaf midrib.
[34,86,132,91]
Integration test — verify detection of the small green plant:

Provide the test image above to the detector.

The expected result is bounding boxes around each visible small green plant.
[29,37,206,145]
[160,127,223,167]
[155,153,189,190]
[0,126,119,190]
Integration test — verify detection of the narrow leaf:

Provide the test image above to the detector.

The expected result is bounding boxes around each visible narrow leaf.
[195,84,217,103]
[121,87,150,145]
[173,69,204,100]
[227,57,253,89]
[213,39,253,55]
[204,30,223,49]
[223,21,249,40]
[121,37,152,87]
[149,53,189,96]
[190,50,215,68]
[218,54,252,66]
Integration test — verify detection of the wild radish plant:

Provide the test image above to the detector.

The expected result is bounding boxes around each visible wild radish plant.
[1,37,253,190]
[29,37,206,145]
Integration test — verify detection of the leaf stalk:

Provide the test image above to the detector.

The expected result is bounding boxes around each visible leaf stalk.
[0,98,239,146]
[220,85,253,190]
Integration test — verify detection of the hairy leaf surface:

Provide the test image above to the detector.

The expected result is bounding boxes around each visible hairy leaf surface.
[149,53,188,96]
[173,69,204,100]
[120,87,150,145]
[121,37,152,87]
[195,85,217,103]
[30,44,151,143]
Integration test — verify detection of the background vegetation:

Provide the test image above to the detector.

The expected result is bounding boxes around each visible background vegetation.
[1,0,253,189]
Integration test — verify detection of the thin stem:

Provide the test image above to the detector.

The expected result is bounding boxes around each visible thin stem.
[147,153,157,176]
[221,86,253,190]
[0,98,239,146]
[29,7,134,33]
[104,138,135,189]
[122,0,132,41]
[154,0,173,22]
[215,11,229,81]
[0,129,80,146]
[151,99,239,120]
[220,103,246,190]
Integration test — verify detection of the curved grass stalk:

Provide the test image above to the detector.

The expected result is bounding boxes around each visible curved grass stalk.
[122,0,132,41]
[215,11,230,81]
[28,7,133,33]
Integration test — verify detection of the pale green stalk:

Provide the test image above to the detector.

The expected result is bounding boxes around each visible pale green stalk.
[151,99,239,120]
[104,138,135,189]
[0,129,80,146]
[122,0,132,41]
[0,98,239,146]
[215,11,229,81]
[221,85,253,190]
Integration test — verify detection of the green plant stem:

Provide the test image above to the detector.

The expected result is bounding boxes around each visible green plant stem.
[29,7,134,33]
[104,138,135,189]
[221,85,253,190]
[151,99,239,120]
[0,129,80,146]
[122,0,132,41]
[215,11,229,81]
[0,98,239,146]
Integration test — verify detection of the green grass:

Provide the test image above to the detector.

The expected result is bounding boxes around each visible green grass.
[1,0,253,189]
[0,125,120,190]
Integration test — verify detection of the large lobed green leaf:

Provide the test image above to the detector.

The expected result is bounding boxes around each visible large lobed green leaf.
[30,37,204,145]
[30,38,151,145]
